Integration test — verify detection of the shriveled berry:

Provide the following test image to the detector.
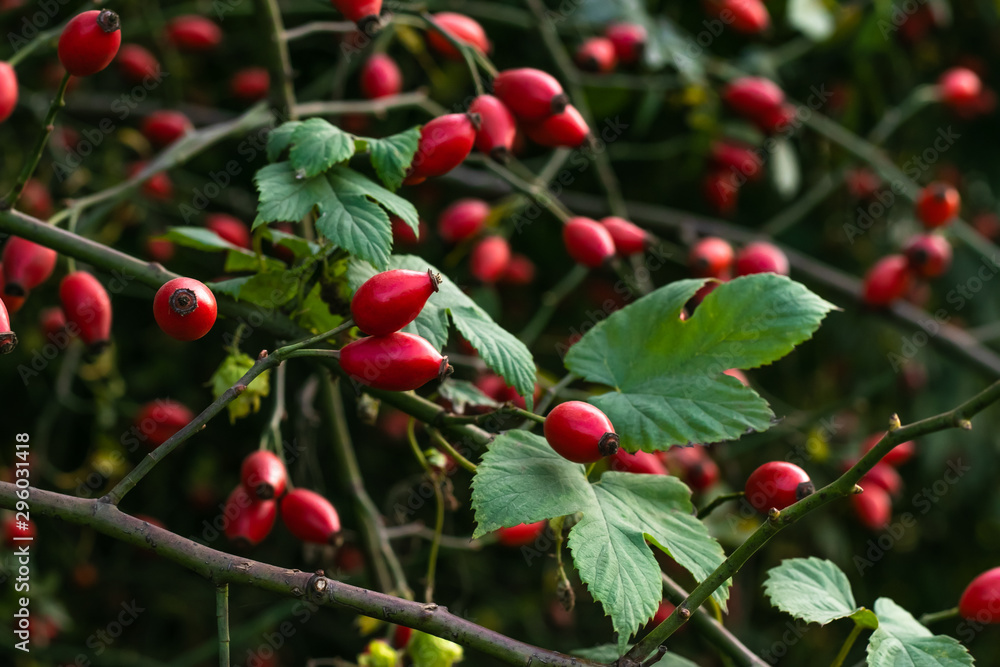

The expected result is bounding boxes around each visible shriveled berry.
[58,10,122,77]
[133,400,195,449]
[735,241,789,276]
[544,401,618,464]
[470,236,511,283]
[223,486,277,546]
[903,234,952,278]
[689,237,734,279]
[141,110,192,148]
[117,44,159,83]
[438,199,490,243]
[600,217,648,256]
[938,67,982,110]
[862,255,912,306]
[230,67,270,102]
[563,217,615,268]
[523,105,590,148]
[241,451,288,501]
[2,237,58,296]
[468,94,516,162]
[493,68,568,122]
[404,113,479,185]
[60,271,112,351]
[339,332,451,391]
[496,521,547,547]
[153,277,218,341]
[0,62,18,123]
[575,37,617,73]
[959,568,1000,623]
[426,12,490,60]
[205,213,251,249]
[916,182,961,228]
[852,486,891,531]
[280,488,341,544]
[360,53,402,99]
[744,461,814,513]
[165,15,222,51]
[609,449,668,475]
[351,269,441,336]
[604,23,646,64]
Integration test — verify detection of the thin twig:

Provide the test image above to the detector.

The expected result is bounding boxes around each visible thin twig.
[3,72,70,208]
[216,584,230,667]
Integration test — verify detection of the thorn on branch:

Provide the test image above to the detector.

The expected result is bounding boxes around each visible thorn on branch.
[257,349,269,361]
[852,484,864,494]
[888,413,902,430]
[767,507,781,522]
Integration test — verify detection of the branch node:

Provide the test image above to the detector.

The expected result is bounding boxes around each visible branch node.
[258,349,269,361]
[852,484,864,495]
[307,572,329,599]
[233,384,248,396]
[957,418,972,430]
[888,413,902,431]
[678,607,691,620]
[420,603,439,617]
[767,507,781,522]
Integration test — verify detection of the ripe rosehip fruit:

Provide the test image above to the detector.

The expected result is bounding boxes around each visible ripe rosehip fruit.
[938,67,982,110]
[0,62,18,123]
[360,53,402,99]
[846,168,883,200]
[703,170,740,215]
[661,445,719,492]
[600,217,648,256]
[744,461,814,513]
[575,37,617,73]
[141,110,192,148]
[862,255,913,306]
[496,521,547,547]
[331,0,382,30]
[60,271,112,351]
[426,12,490,60]
[707,0,770,34]
[959,568,1000,623]
[223,486,277,546]
[438,198,490,243]
[241,451,288,501]
[563,217,616,268]
[852,486,891,531]
[153,277,218,341]
[230,67,270,102]
[916,182,961,228]
[722,77,785,119]
[351,269,441,336]
[710,141,763,182]
[339,332,451,391]
[404,113,479,185]
[0,297,16,354]
[860,433,915,467]
[610,449,668,475]
[475,373,526,409]
[392,625,413,649]
[735,241,789,276]
[754,104,797,135]
[117,44,159,83]
[280,488,341,544]
[19,179,53,219]
[544,401,619,463]
[523,105,590,148]
[3,516,35,546]
[58,10,121,77]
[904,233,952,278]
[133,399,194,449]
[205,213,251,248]
[40,307,67,341]
[689,237,734,279]
[501,253,536,285]
[392,215,424,245]
[470,236,511,283]
[2,237,58,296]
[859,462,903,498]
[468,94,516,162]
[604,23,646,65]
[493,68,568,122]
[0,265,25,317]
[165,15,222,51]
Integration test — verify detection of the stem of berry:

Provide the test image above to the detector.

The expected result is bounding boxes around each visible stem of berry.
[429,429,477,473]
[6,25,64,67]
[918,607,960,626]
[696,491,746,519]
[828,622,864,667]
[2,72,70,210]
[216,584,230,667]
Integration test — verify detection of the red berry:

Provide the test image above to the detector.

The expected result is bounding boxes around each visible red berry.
[3,516,35,547]
[493,68,568,122]
[710,140,763,182]
[903,234,952,278]
[392,214,424,245]
[523,105,590,148]
[165,15,222,52]
[351,269,441,336]
[339,332,450,391]
[860,433,915,467]
[938,67,982,110]
[735,241,789,276]
[280,488,341,544]
[438,198,490,243]
[141,110,193,148]
[744,461,814,513]
[959,568,1000,623]
[600,217,648,256]
[563,217,616,268]
[661,446,719,492]
[426,12,490,60]
[18,179,53,219]
[0,297,16,354]
[117,44,159,83]
[133,399,194,449]
[724,368,749,385]
[39,307,67,341]
[916,182,961,228]
[404,113,479,185]
[392,625,413,649]
[845,168,882,200]
[604,23,646,65]
[230,67,270,102]
[241,451,288,501]
[575,37,617,73]
[702,170,740,215]
[0,265,26,317]
[2,237,58,296]
[58,10,121,77]
[859,462,903,498]
[706,0,770,34]
[852,486,891,531]
[474,373,526,409]
[722,77,785,119]
[60,271,112,351]
[360,53,402,99]
[127,162,174,201]
[754,104,798,135]
[470,236,511,283]
[544,401,618,464]
[651,601,675,626]
[689,237,734,278]
[496,521,547,547]
[146,237,175,263]
[205,213,251,249]
[501,253,536,285]
[862,255,912,306]
[153,277,218,341]
[331,0,382,28]
[609,449,668,475]
[223,486,277,546]
[0,62,18,123]
[468,94,517,162]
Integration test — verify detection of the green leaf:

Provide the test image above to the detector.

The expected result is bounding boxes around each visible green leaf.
[564,275,836,451]
[165,226,243,252]
[471,431,729,646]
[290,118,355,178]
[852,608,880,631]
[254,162,329,225]
[267,121,302,162]
[788,0,836,41]
[223,250,285,274]
[208,352,270,423]
[366,126,421,191]
[208,276,252,298]
[314,190,392,270]
[292,283,342,334]
[763,557,859,625]
[573,644,698,667]
[347,256,536,405]
[438,379,500,413]
[263,227,322,259]
[408,631,463,667]
[867,598,974,667]
[328,166,420,235]
[234,271,299,307]
[358,640,400,667]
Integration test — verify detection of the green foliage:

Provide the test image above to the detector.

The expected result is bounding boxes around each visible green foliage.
[867,599,973,667]
[289,118,355,178]
[573,644,698,666]
[438,379,501,412]
[408,631,464,667]
[365,127,421,191]
[359,640,402,667]
[208,351,270,423]
[763,557,870,626]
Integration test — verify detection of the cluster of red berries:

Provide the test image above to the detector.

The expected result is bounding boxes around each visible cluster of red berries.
[845,433,915,530]
[573,23,647,74]
[340,269,452,391]
[686,237,789,303]
[861,181,959,307]
[561,216,650,269]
